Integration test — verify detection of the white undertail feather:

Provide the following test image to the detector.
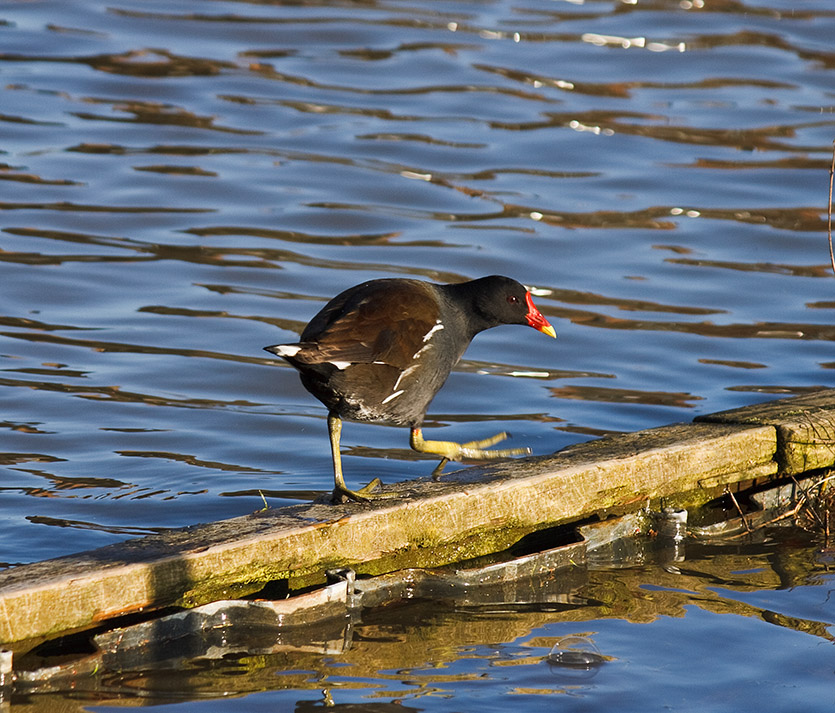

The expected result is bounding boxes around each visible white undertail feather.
[270,344,301,357]
[270,345,350,369]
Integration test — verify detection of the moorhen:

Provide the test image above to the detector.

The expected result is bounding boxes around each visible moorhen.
[265,275,556,502]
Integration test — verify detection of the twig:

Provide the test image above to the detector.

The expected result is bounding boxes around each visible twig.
[726,487,751,533]
[723,473,835,540]
[724,500,805,540]
[789,472,823,528]
[829,139,835,276]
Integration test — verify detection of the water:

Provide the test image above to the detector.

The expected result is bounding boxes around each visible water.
[2,0,835,708]
[26,529,835,712]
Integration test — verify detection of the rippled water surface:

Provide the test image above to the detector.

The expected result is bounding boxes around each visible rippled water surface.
[2,0,835,708]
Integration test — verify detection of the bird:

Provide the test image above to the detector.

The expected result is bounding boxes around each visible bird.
[265,275,556,502]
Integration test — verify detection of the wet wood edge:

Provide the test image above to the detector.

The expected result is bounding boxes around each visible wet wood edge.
[698,388,835,474]
[4,388,835,647]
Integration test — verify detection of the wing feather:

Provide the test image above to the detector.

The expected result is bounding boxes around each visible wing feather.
[294,280,439,368]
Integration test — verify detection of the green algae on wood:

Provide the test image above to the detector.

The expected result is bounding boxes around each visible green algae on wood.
[698,390,835,474]
[0,419,776,646]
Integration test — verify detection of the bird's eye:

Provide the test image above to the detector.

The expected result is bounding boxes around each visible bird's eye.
[507,295,519,304]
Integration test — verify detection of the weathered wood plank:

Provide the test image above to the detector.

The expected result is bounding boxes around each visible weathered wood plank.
[698,389,835,474]
[0,420,775,646]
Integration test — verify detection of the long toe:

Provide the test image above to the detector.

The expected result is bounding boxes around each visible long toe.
[331,477,381,503]
[460,431,510,449]
[459,443,532,460]
[331,485,369,504]
[331,477,405,503]
[459,432,531,460]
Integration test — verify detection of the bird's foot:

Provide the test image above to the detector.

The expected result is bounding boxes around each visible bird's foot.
[331,477,402,503]
[411,428,532,480]
[331,477,381,503]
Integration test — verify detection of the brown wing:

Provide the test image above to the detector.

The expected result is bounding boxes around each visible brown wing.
[298,280,440,369]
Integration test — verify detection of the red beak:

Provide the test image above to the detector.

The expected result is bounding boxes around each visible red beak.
[525,292,556,338]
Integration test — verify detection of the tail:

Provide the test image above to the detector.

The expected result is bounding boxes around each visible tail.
[264,343,301,360]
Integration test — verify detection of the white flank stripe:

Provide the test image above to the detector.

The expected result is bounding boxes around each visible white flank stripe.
[393,363,417,391]
[381,389,404,404]
[329,360,352,370]
[411,343,430,360]
[422,321,444,342]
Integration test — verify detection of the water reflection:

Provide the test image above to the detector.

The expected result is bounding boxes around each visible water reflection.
[550,385,702,409]
[11,526,833,708]
[26,515,168,537]
[75,99,259,134]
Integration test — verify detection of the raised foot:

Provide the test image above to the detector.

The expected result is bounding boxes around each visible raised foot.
[410,428,532,479]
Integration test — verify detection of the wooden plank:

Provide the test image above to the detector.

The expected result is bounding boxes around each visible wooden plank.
[0,420,775,647]
[698,389,835,474]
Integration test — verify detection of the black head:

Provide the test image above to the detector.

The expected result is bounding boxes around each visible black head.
[445,275,556,337]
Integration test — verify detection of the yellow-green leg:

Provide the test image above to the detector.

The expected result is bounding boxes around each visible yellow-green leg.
[410,427,532,479]
[328,413,382,502]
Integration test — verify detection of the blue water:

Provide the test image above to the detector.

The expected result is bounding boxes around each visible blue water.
[2,0,835,708]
